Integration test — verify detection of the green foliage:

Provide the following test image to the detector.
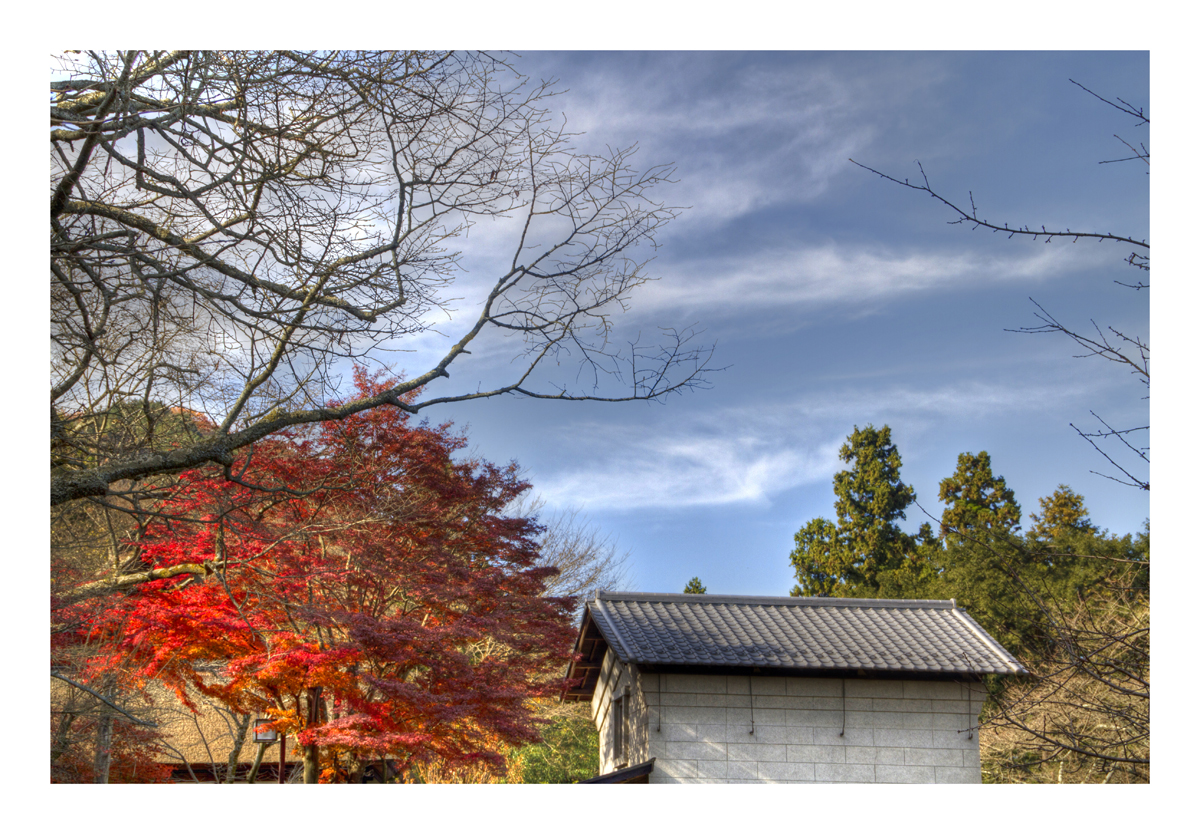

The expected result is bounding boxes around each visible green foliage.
[933,489,1144,662]
[938,451,1021,542]
[787,433,1141,657]
[1027,484,1095,541]
[833,425,916,568]
[683,577,707,594]
[933,531,1051,657]
[789,425,924,597]
[506,706,599,783]
[978,521,1149,783]
[873,524,942,600]
[789,518,845,597]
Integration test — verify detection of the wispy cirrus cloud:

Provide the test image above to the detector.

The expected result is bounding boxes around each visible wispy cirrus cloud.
[528,53,933,228]
[632,241,1108,322]
[537,431,841,512]
[366,221,1111,411]
[534,378,1096,513]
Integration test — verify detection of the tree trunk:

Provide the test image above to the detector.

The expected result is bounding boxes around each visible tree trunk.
[303,687,324,784]
[246,740,268,783]
[92,676,118,783]
[50,712,77,766]
[224,713,252,783]
[303,744,319,784]
[92,713,113,783]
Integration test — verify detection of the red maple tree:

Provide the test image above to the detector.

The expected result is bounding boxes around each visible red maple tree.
[74,370,577,782]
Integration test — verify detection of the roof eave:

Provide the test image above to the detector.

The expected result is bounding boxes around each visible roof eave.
[561,606,612,702]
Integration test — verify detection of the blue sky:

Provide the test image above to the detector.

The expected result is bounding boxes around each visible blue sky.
[404,51,1150,597]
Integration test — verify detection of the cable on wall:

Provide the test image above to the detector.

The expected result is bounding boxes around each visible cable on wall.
[748,674,755,736]
[840,677,846,737]
[655,672,661,733]
[960,651,980,740]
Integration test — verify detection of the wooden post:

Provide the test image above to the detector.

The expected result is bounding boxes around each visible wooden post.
[278,734,286,784]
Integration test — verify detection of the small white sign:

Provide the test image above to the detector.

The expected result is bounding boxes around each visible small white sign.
[253,718,278,743]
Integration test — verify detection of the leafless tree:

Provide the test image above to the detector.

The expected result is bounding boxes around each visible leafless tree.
[983,571,1148,782]
[851,79,1148,491]
[51,51,712,510]
[507,494,631,615]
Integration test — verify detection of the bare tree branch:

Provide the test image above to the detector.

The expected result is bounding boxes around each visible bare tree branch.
[51,51,713,508]
[50,671,160,728]
[848,159,1149,255]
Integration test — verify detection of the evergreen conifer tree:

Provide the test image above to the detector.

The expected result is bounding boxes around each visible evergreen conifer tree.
[938,451,1021,542]
[1027,485,1095,541]
[789,425,922,597]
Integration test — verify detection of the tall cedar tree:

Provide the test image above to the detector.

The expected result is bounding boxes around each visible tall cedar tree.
[937,451,1021,541]
[934,461,1125,664]
[932,451,1048,654]
[790,425,931,597]
[1027,485,1096,541]
[69,370,577,782]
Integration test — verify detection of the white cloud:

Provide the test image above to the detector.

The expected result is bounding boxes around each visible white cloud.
[534,55,900,229]
[382,236,1108,385]
[537,431,842,512]
[534,378,1095,513]
[632,241,1106,321]
[365,59,1016,376]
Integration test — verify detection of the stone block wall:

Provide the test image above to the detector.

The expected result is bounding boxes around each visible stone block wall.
[637,673,987,784]
[593,652,650,773]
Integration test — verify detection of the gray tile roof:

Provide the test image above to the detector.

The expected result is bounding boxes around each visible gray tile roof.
[586,592,1026,676]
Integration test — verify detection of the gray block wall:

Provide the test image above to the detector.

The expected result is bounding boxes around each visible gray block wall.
[634,673,987,784]
[593,653,651,773]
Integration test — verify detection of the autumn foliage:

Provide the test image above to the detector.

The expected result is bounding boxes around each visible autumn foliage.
[65,370,577,780]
